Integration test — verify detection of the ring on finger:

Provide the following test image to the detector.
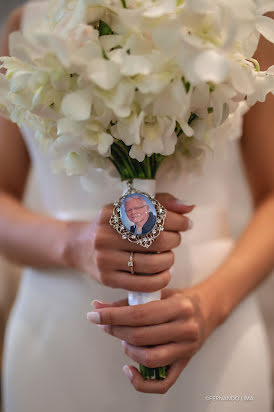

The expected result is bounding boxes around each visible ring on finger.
[128,251,135,275]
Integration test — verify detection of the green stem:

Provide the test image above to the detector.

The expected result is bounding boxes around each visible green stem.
[139,364,170,380]
[111,144,133,179]
[145,156,152,179]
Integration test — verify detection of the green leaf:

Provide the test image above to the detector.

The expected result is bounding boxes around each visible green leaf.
[188,112,198,125]
[101,48,109,60]
[182,76,191,94]
[98,20,113,36]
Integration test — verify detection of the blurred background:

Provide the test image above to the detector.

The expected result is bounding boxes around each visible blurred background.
[0,1,274,411]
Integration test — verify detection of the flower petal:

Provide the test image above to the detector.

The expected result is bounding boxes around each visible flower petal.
[61,89,92,121]
[256,15,274,43]
[88,58,121,90]
[194,50,229,83]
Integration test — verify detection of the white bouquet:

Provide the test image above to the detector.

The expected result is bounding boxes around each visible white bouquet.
[1,0,274,380]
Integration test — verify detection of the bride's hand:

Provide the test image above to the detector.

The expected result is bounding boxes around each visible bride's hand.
[63,194,195,292]
[88,283,222,394]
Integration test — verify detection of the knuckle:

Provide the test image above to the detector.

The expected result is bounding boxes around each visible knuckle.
[178,297,194,317]
[177,321,187,339]
[176,297,188,315]
[99,271,110,287]
[155,233,166,251]
[93,228,105,250]
[131,308,146,324]
[102,310,114,326]
[183,298,195,317]
[182,216,189,231]
[175,232,182,247]
[143,350,155,368]
[169,251,175,267]
[94,250,105,270]
[134,381,143,393]
[131,329,145,346]
[162,270,171,287]
[149,255,161,273]
[190,341,199,355]
[159,385,169,394]
[189,321,200,341]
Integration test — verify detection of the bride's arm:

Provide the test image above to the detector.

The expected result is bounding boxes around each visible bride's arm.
[202,28,274,323]
[0,8,69,268]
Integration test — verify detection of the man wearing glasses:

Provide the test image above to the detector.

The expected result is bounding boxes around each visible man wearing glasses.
[124,195,156,235]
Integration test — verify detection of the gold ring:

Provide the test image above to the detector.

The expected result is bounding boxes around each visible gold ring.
[128,251,134,275]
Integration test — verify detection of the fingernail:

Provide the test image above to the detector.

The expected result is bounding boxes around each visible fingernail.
[86,311,101,324]
[188,218,194,230]
[121,340,127,348]
[91,300,104,307]
[123,365,133,381]
[176,200,195,206]
[97,324,105,330]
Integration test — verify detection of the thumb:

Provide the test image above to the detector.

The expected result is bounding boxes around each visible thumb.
[155,193,195,214]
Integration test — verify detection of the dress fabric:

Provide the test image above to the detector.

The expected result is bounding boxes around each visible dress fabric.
[2,1,273,411]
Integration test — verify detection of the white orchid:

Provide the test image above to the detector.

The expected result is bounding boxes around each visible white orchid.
[0,0,274,184]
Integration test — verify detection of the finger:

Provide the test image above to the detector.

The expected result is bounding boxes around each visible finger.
[155,193,195,215]
[104,250,174,274]
[124,358,190,394]
[87,295,193,326]
[163,210,191,232]
[99,225,181,252]
[161,287,182,299]
[91,298,128,309]
[123,341,198,368]
[100,269,171,292]
[100,198,195,226]
[99,319,199,346]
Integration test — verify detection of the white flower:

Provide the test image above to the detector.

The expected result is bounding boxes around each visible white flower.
[112,110,144,145]
[129,115,178,159]
[1,0,274,183]
[61,89,93,121]
[88,58,121,90]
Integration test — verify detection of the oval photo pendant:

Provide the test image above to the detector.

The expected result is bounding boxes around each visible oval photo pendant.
[109,182,167,248]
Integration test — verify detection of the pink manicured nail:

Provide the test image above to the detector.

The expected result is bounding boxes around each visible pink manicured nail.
[86,311,101,323]
[91,300,105,307]
[176,200,195,206]
[123,365,133,381]
[188,219,194,230]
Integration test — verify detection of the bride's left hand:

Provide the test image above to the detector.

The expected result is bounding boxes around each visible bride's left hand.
[87,283,225,394]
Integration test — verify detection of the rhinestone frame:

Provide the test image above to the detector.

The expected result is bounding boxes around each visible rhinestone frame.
[109,182,167,249]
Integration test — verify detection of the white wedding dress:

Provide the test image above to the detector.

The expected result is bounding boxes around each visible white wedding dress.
[2,1,273,411]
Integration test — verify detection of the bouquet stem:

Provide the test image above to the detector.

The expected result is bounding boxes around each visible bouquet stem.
[140,364,170,380]
[122,178,170,380]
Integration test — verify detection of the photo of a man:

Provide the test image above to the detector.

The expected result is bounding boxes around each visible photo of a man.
[123,194,156,235]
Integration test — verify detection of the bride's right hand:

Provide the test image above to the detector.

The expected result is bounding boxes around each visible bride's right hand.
[63,194,195,292]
